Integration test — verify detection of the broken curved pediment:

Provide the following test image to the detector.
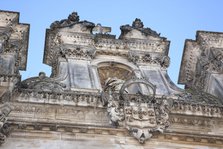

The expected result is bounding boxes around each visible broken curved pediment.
[20,72,66,92]
[50,11,95,34]
[119,18,163,40]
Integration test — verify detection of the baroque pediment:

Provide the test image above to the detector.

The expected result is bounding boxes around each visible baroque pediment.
[50,12,95,34]
[119,18,164,40]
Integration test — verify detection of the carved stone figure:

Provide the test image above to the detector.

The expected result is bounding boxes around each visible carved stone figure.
[106,91,124,126]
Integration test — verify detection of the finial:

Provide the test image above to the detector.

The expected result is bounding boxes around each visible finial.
[132,18,144,29]
[68,11,79,22]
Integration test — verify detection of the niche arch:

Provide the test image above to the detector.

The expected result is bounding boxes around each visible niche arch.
[91,57,141,89]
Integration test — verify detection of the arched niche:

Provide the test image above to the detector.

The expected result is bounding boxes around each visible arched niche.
[98,62,133,89]
[91,56,141,89]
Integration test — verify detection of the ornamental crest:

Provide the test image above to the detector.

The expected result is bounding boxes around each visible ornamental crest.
[102,78,170,143]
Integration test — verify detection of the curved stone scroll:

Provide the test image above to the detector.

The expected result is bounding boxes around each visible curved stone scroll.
[119,18,161,39]
[20,72,66,92]
[50,11,95,33]
[102,78,171,143]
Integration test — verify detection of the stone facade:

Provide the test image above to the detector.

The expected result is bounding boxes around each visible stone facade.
[0,10,223,148]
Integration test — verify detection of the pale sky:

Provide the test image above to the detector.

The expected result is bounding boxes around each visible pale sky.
[1,0,223,88]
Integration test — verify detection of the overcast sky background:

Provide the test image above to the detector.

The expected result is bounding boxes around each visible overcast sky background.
[1,0,223,88]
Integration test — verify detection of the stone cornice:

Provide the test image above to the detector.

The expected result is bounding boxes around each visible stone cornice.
[44,30,170,67]
[12,89,223,118]
[5,122,223,146]
[13,89,104,108]
[171,100,223,118]
[4,98,223,146]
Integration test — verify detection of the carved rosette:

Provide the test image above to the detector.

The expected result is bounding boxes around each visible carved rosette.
[102,78,170,143]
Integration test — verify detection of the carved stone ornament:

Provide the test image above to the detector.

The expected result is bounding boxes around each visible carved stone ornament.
[0,104,12,145]
[50,11,95,32]
[60,46,95,59]
[128,51,170,68]
[102,78,170,143]
[119,18,161,39]
[50,12,80,29]
[20,72,66,92]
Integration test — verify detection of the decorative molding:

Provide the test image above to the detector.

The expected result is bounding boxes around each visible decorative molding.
[44,31,94,66]
[0,74,20,83]
[128,51,170,67]
[95,38,169,53]
[169,115,212,127]
[60,46,95,60]
[171,99,223,118]
[6,122,223,146]
[14,89,103,107]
